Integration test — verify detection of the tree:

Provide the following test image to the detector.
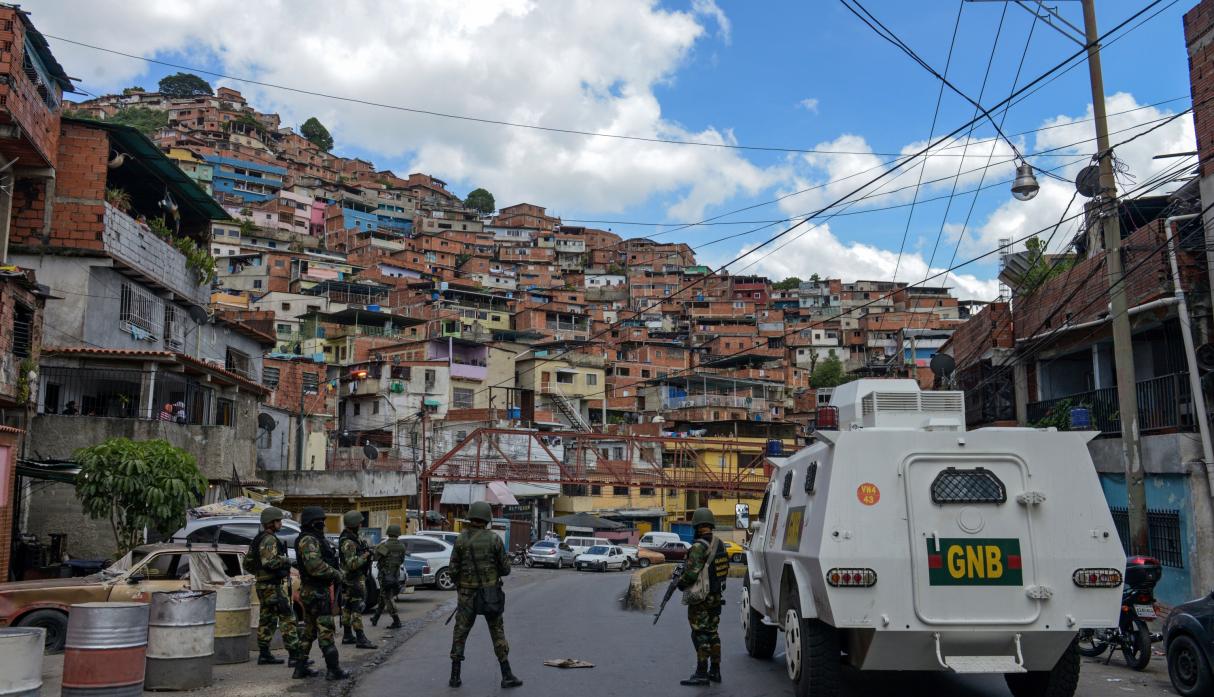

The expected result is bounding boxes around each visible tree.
[300,117,334,151]
[121,86,145,96]
[107,106,168,136]
[158,72,213,98]
[773,276,803,291]
[809,273,821,282]
[810,350,851,389]
[464,188,496,215]
[75,438,207,556]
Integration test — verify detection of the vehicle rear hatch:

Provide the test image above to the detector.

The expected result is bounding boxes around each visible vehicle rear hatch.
[904,454,1039,625]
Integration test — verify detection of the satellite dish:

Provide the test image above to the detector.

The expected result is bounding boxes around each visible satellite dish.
[929,353,956,378]
[1197,344,1214,373]
[1075,165,1101,198]
[257,413,277,431]
[187,304,210,325]
[363,443,379,460]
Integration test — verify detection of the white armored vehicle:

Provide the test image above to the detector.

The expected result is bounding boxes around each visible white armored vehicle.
[741,380,1124,697]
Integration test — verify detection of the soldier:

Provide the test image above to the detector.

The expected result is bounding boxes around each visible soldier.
[448,501,522,689]
[371,524,407,629]
[247,507,307,669]
[338,510,377,649]
[293,506,351,681]
[675,507,730,686]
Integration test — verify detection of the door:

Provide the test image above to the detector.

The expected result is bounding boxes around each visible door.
[904,455,1039,625]
[541,371,551,394]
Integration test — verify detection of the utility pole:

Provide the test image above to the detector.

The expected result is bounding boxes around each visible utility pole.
[295,385,306,472]
[1082,0,1149,555]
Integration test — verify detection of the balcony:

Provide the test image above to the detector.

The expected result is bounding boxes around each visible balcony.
[666,394,770,412]
[1026,373,1194,435]
[103,203,208,304]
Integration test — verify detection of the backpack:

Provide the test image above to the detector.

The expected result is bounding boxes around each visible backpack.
[682,538,722,605]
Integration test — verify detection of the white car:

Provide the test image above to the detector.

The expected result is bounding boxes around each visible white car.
[399,535,456,590]
[574,545,629,572]
[416,530,460,545]
[170,516,302,562]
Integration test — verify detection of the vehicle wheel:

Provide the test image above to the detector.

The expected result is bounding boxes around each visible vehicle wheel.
[1169,634,1214,697]
[1122,619,1153,671]
[742,581,776,660]
[1076,628,1109,658]
[783,602,840,697]
[732,553,745,564]
[435,567,456,591]
[18,609,68,654]
[639,558,651,569]
[557,557,564,570]
[524,557,534,568]
[1005,640,1081,697]
[599,562,606,573]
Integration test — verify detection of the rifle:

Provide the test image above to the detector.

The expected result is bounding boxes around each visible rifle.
[653,563,685,625]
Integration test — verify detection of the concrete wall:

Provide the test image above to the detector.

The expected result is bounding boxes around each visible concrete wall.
[29,410,258,481]
[21,480,120,560]
[264,469,417,498]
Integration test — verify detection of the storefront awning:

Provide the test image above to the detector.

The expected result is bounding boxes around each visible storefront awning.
[439,481,520,506]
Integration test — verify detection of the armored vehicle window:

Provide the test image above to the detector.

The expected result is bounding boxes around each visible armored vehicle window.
[757,490,770,521]
[931,467,1006,504]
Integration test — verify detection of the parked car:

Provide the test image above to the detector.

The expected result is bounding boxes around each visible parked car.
[0,543,271,653]
[404,555,434,587]
[617,545,664,569]
[525,540,576,569]
[416,530,460,546]
[563,536,610,556]
[655,540,691,562]
[399,535,455,591]
[575,545,630,572]
[638,531,683,550]
[721,539,746,563]
[1165,592,1214,695]
[171,516,302,562]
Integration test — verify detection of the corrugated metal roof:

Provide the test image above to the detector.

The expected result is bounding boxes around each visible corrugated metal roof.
[44,346,268,395]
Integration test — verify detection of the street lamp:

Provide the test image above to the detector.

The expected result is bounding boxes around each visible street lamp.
[1010,161,1040,202]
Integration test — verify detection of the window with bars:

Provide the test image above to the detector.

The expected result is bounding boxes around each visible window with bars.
[120,282,163,340]
[930,467,1006,504]
[302,372,319,395]
[12,303,32,358]
[1110,507,1184,568]
[452,388,474,409]
[164,305,185,352]
[225,348,252,379]
[262,366,280,389]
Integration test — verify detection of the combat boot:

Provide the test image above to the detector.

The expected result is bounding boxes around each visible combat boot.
[499,661,523,689]
[287,649,314,669]
[257,645,284,665]
[370,608,382,627]
[322,646,351,681]
[341,625,356,645]
[388,615,402,629]
[680,660,710,686]
[449,660,462,687]
[707,659,721,683]
[291,645,319,679]
[354,629,377,649]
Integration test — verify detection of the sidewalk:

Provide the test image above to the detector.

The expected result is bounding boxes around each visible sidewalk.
[37,589,453,697]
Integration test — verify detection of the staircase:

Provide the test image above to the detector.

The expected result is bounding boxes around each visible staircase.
[549,388,593,432]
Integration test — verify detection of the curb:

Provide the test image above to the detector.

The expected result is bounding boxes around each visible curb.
[623,563,747,610]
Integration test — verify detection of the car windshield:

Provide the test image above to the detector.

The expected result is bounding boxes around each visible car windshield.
[587,546,609,555]
[533,541,555,549]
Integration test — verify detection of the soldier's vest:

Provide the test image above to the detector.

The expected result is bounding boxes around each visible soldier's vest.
[694,538,730,596]
[339,528,365,575]
[247,530,290,583]
[376,538,407,585]
[295,529,339,585]
[456,528,503,589]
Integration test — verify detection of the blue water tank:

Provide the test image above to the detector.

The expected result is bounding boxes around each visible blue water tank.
[507,407,521,419]
[1069,407,1092,430]
[368,304,381,313]
[766,439,784,456]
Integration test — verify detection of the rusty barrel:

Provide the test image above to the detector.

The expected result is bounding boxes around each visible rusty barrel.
[0,627,45,697]
[62,601,149,697]
[212,579,252,664]
[145,590,215,691]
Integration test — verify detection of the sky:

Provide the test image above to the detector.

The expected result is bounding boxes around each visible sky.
[25,0,1200,299]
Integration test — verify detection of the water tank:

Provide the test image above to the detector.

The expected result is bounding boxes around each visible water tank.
[766,439,784,456]
[1069,407,1092,430]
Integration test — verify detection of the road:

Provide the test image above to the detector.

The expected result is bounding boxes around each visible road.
[352,566,1178,697]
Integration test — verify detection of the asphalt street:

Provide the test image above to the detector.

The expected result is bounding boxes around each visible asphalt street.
[352,565,1179,697]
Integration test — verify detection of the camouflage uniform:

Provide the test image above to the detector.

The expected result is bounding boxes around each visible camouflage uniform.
[295,531,343,651]
[677,537,730,665]
[449,525,511,662]
[252,531,302,655]
[373,534,407,623]
[338,529,371,633]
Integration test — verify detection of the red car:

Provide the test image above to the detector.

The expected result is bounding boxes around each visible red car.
[656,541,691,562]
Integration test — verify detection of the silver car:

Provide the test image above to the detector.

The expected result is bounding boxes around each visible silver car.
[525,540,576,569]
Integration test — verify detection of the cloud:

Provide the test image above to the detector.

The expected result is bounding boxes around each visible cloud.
[33,0,764,221]
[798,98,820,114]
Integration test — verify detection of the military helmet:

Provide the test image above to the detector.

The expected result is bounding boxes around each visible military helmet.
[692,507,716,529]
[343,510,363,529]
[386,524,402,537]
[468,501,493,523]
[300,506,326,527]
[260,507,284,526]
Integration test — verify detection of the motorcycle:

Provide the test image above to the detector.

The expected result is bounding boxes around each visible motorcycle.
[509,548,527,566]
[1076,555,1162,671]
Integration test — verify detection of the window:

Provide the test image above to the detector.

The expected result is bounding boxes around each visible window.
[119,282,163,339]
[585,373,597,386]
[640,487,655,496]
[556,372,574,384]
[277,323,291,335]
[590,485,602,496]
[275,260,284,268]
[262,366,280,388]
[640,369,651,378]
[252,280,263,289]
[12,303,33,358]
[617,367,630,377]
[353,403,362,416]
[302,372,319,394]
[282,302,291,311]
[225,348,252,378]
[216,398,234,426]
[613,486,629,496]
[372,401,380,415]
[930,468,1006,504]
[453,388,474,409]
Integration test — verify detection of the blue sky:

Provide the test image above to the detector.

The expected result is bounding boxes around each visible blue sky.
[34,0,1198,297]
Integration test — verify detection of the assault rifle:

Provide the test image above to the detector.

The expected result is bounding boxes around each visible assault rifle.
[653,563,685,625]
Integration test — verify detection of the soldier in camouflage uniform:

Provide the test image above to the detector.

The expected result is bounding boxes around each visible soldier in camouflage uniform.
[371,524,406,628]
[337,510,377,649]
[248,508,306,669]
[675,507,731,686]
[447,501,522,689]
[293,506,351,681]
